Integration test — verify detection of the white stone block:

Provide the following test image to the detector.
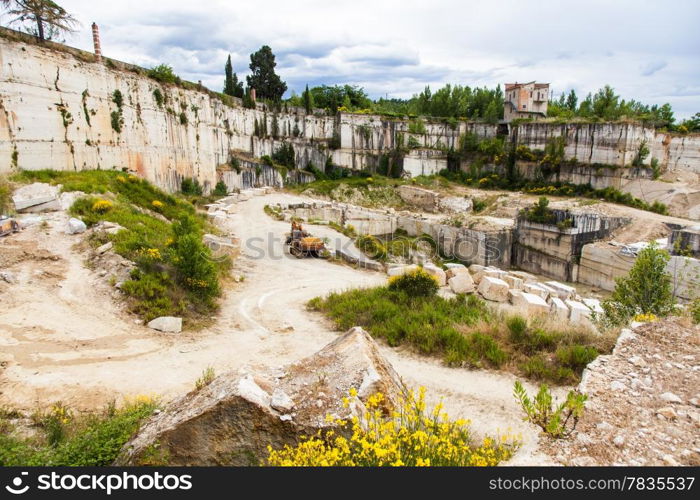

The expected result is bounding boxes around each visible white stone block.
[477,276,509,302]
[423,264,447,287]
[448,273,475,294]
[504,275,524,290]
[550,297,570,320]
[545,281,577,300]
[512,292,550,315]
[566,300,592,324]
[524,283,549,300]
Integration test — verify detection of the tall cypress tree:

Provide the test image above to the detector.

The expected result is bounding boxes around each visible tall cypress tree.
[224,55,235,96]
[303,84,313,114]
[224,55,244,98]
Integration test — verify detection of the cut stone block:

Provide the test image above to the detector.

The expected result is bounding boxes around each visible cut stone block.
[566,300,592,324]
[448,273,475,294]
[510,270,537,283]
[387,265,420,277]
[477,276,509,302]
[524,283,549,300]
[508,289,523,304]
[511,292,550,315]
[582,298,604,314]
[12,183,60,211]
[545,281,577,300]
[550,297,570,320]
[503,275,524,290]
[423,264,447,287]
[445,265,469,280]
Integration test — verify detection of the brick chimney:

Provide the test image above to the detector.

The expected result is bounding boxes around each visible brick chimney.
[250,88,257,103]
[92,23,102,62]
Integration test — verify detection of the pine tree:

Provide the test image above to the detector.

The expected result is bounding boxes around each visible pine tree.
[303,84,313,114]
[246,45,287,101]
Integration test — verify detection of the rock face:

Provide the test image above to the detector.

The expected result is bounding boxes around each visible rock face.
[116,327,405,466]
[477,276,509,302]
[147,316,183,333]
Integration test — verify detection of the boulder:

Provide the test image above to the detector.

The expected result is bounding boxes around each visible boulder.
[423,264,447,287]
[503,275,524,290]
[387,264,419,277]
[439,197,473,214]
[545,281,577,300]
[511,292,549,315]
[116,327,405,466]
[468,264,486,275]
[12,183,60,211]
[66,218,87,235]
[147,316,183,333]
[550,297,570,320]
[448,273,475,294]
[477,276,509,302]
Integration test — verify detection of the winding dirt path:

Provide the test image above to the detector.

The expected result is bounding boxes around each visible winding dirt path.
[0,192,555,464]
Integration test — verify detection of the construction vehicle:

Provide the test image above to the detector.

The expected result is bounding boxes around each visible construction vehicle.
[0,216,19,237]
[285,221,327,258]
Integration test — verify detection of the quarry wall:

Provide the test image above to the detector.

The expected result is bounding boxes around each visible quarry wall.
[1,30,698,195]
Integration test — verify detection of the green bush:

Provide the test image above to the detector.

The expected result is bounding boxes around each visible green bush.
[147,64,178,84]
[600,241,675,326]
[556,345,598,370]
[691,299,700,324]
[0,399,156,466]
[213,181,228,196]
[356,235,388,261]
[388,269,439,297]
[153,88,164,108]
[171,216,219,301]
[0,176,11,213]
[180,177,203,196]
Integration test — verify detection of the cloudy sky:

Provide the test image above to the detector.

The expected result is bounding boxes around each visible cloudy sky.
[13,0,700,118]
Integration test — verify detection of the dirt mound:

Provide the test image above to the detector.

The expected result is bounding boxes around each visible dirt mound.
[116,327,406,466]
[544,317,700,466]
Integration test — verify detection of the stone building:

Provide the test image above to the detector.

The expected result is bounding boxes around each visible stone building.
[504,81,549,122]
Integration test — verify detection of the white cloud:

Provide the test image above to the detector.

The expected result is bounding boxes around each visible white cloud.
[49,0,700,118]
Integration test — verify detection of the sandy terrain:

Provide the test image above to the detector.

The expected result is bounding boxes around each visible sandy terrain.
[0,192,556,464]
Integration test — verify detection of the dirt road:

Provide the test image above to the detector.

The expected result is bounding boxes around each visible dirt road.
[0,192,554,464]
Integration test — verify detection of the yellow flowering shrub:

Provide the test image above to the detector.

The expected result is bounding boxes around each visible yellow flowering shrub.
[633,312,658,323]
[267,388,520,467]
[139,248,162,261]
[152,200,164,209]
[92,199,113,213]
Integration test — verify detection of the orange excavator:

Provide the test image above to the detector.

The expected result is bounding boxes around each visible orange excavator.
[285,221,326,258]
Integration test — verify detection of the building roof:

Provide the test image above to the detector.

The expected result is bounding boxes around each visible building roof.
[505,81,550,91]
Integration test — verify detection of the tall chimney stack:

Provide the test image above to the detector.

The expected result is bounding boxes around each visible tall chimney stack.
[250,88,257,103]
[92,23,102,62]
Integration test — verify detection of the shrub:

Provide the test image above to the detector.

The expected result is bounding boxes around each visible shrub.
[524,197,556,224]
[147,64,177,84]
[0,398,157,466]
[513,381,586,439]
[110,111,123,133]
[267,388,519,466]
[152,88,164,108]
[690,299,700,324]
[388,269,439,297]
[180,177,203,196]
[506,315,528,343]
[171,216,219,300]
[0,176,12,213]
[599,241,675,326]
[91,199,113,214]
[555,345,598,371]
[355,235,388,261]
[179,112,188,126]
[213,181,228,196]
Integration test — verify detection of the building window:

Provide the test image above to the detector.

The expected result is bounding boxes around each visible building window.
[522,104,526,109]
